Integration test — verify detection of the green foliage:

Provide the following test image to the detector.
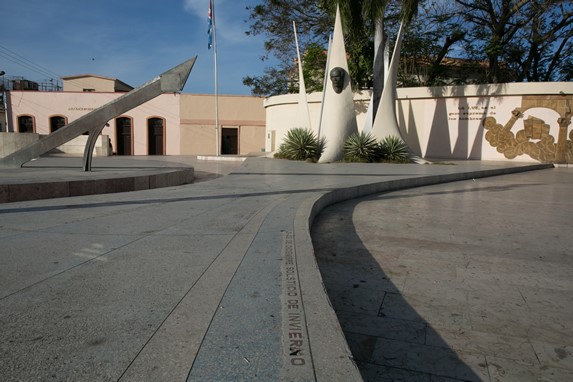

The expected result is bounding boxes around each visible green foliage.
[244,0,332,96]
[245,0,573,95]
[274,128,325,162]
[302,43,328,93]
[343,132,379,162]
[242,67,290,97]
[343,134,412,163]
[378,135,411,163]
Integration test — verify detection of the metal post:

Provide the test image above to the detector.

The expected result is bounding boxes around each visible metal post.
[212,0,220,156]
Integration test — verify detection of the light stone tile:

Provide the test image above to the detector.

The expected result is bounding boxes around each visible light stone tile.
[426,325,539,365]
[519,285,573,314]
[486,355,547,382]
[0,232,142,299]
[530,341,573,371]
[371,338,489,381]
[526,315,573,344]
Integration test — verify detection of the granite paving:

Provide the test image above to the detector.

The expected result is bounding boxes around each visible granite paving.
[0,155,557,381]
[312,167,573,381]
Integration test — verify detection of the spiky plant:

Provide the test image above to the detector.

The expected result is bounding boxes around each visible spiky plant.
[274,128,324,162]
[378,135,411,163]
[344,132,379,163]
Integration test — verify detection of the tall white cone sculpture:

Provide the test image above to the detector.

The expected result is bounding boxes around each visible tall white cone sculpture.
[318,5,358,163]
[371,21,406,140]
[364,37,390,134]
[294,21,312,130]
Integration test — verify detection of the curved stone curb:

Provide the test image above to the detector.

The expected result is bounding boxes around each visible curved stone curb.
[0,168,194,204]
[293,162,552,381]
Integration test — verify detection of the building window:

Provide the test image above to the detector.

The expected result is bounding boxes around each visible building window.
[50,116,67,133]
[17,115,35,133]
[83,88,95,92]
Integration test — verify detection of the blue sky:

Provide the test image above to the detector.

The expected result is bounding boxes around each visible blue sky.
[0,0,275,95]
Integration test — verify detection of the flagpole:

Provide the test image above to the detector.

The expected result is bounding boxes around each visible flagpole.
[212,0,220,156]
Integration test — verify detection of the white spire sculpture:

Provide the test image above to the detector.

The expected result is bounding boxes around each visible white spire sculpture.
[318,5,358,163]
[293,21,312,130]
[363,37,390,135]
[371,21,406,140]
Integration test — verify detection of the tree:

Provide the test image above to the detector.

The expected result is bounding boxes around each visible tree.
[455,0,530,83]
[398,0,572,85]
[243,0,331,96]
[454,0,573,83]
[243,0,421,97]
[508,0,573,81]
[243,0,383,94]
[242,67,292,97]
[300,43,329,93]
[397,1,468,86]
[243,0,572,96]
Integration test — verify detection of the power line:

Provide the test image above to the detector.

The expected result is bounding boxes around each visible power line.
[0,44,186,120]
[0,44,61,80]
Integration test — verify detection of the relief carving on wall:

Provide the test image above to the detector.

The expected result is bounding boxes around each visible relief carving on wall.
[483,96,572,163]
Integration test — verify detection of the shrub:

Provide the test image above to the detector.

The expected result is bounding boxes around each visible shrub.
[344,132,379,163]
[378,135,411,163]
[274,128,325,162]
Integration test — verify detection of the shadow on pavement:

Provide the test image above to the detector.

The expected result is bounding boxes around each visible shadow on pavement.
[312,196,486,381]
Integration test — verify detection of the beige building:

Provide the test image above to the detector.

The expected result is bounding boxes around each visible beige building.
[180,94,267,156]
[2,74,266,157]
[61,74,133,93]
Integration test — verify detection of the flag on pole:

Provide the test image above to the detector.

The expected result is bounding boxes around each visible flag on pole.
[208,0,213,49]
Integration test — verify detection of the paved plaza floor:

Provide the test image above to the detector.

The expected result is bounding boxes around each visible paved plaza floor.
[313,168,573,381]
[0,155,565,381]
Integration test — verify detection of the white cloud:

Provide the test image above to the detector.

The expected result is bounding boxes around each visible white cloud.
[183,0,253,45]
[183,0,211,16]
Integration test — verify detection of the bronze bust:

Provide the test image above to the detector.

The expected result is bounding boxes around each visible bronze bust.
[330,67,345,94]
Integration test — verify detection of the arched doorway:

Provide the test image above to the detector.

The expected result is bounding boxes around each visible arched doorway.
[147,117,165,155]
[115,117,132,155]
[50,116,66,133]
[17,115,35,133]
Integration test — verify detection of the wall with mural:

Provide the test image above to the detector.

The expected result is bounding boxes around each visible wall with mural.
[265,82,573,163]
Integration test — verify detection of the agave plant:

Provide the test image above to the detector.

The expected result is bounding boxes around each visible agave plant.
[344,132,379,163]
[378,135,411,163]
[274,128,324,162]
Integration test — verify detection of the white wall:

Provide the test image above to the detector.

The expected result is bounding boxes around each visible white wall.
[265,82,573,162]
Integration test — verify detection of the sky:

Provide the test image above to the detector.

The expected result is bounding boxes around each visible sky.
[0,0,276,95]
